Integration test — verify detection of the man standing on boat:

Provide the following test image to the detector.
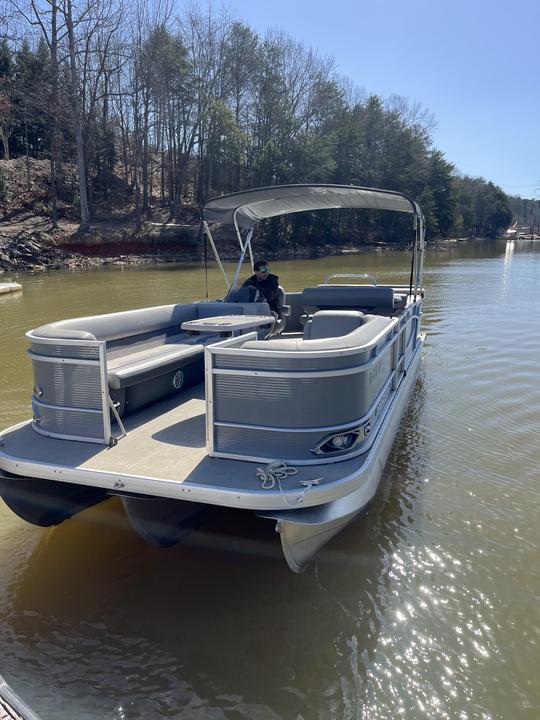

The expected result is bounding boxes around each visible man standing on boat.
[242,260,282,318]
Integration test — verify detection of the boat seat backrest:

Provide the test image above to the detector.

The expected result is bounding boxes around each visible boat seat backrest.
[242,314,393,352]
[33,304,198,342]
[196,301,271,318]
[303,310,364,340]
[225,286,251,303]
[33,301,272,343]
[301,285,395,311]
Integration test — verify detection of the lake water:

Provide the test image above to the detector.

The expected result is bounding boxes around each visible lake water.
[0,240,538,720]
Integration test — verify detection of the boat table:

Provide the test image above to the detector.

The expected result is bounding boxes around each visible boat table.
[181,314,274,337]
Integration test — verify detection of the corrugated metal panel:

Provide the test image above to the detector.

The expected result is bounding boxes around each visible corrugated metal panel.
[30,341,99,360]
[215,426,318,459]
[213,356,392,428]
[214,386,394,461]
[33,403,104,440]
[32,361,103,409]
[214,353,358,372]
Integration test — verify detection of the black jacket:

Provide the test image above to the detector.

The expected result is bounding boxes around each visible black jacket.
[242,273,280,315]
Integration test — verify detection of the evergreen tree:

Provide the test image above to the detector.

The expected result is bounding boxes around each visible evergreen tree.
[2,0,519,244]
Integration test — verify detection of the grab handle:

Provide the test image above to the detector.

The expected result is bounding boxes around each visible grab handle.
[322,273,377,285]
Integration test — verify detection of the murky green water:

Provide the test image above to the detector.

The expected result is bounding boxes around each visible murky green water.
[0,240,539,719]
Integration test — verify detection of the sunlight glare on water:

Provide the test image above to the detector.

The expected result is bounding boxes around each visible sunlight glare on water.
[0,240,539,719]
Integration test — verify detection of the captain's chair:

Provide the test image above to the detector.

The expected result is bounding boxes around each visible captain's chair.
[223,285,289,335]
[272,286,291,335]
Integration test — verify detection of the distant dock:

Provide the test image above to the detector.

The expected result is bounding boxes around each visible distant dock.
[0,283,22,295]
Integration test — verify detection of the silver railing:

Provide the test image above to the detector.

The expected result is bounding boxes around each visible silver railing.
[204,310,421,465]
[26,331,126,445]
[322,273,377,285]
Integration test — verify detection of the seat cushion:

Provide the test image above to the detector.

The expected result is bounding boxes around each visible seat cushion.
[107,334,217,389]
[303,310,364,340]
[301,285,395,311]
[34,304,199,342]
[242,315,393,352]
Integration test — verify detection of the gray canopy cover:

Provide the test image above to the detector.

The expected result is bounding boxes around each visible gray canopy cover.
[203,184,421,228]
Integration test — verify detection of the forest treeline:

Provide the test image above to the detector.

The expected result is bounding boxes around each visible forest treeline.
[0,0,529,244]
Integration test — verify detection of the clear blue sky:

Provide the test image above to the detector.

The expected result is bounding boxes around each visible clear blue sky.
[222,0,540,199]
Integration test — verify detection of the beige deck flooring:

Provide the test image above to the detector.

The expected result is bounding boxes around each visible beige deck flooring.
[83,384,208,480]
[1,385,352,493]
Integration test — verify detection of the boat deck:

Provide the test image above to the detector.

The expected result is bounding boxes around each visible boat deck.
[0,384,369,511]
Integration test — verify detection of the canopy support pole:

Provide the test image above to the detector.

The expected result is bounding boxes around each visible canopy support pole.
[412,213,425,296]
[413,215,420,300]
[231,226,254,290]
[234,210,253,270]
[417,215,425,290]
[203,221,230,290]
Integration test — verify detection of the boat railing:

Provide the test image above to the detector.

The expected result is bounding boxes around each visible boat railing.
[23,301,274,445]
[26,330,125,446]
[322,273,377,285]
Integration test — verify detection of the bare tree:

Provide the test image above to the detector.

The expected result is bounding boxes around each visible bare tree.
[9,0,62,225]
[386,94,437,140]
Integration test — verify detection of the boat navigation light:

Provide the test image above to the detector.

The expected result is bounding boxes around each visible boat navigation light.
[312,428,361,456]
[329,434,350,449]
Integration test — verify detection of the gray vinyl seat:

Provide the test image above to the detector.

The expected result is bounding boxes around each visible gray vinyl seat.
[226,285,290,335]
[301,285,396,313]
[33,300,273,416]
[107,332,217,389]
[103,301,271,395]
[303,310,364,340]
[277,287,291,318]
[34,301,272,343]
[270,287,291,336]
[242,314,393,352]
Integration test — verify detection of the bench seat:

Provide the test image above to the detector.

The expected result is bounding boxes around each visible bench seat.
[301,285,402,314]
[107,333,218,389]
[31,300,273,420]
[242,314,393,352]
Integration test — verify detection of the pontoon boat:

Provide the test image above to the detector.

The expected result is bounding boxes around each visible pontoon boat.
[0,185,425,572]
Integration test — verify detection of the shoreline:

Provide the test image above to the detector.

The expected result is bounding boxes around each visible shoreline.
[0,222,473,274]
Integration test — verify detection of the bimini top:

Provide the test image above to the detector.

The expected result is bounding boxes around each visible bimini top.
[203,184,422,229]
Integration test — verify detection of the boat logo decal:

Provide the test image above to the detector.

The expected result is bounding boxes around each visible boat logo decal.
[172,370,184,390]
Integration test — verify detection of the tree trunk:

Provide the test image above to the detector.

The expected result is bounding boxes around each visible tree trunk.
[118,104,129,185]
[102,74,109,201]
[49,1,59,228]
[141,88,149,214]
[66,0,90,233]
[24,121,31,192]
[133,64,142,228]
[0,128,9,160]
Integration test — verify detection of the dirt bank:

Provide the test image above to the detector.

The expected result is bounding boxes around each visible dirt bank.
[0,228,205,272]
[0,221,361,273]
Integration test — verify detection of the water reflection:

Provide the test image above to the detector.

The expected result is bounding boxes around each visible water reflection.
[1,377,428,720]
[504,239,515,265]
[1,241,539,720]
